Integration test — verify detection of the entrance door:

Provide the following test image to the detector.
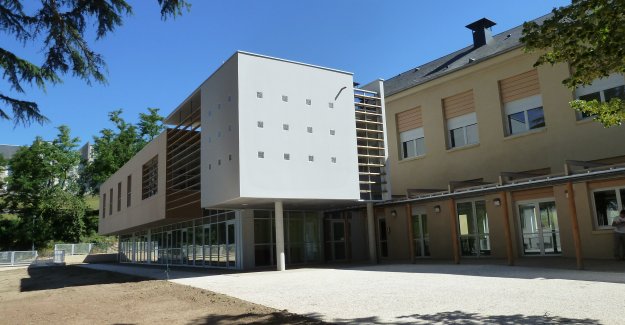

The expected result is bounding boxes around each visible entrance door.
[226,220,236,268]
[378,217,389,259]
[518,200,560,255]
[457,200,490,257]
[203,225,212,266]
[412,213,430,257]
[328,220,346,261]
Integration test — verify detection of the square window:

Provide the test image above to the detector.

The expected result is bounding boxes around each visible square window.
[282,95,288,102]
[331,157,337,163]
[283,124,289,131]
[258,151,264,159]
[257,92,263,98]
[218,159,221,166]
[228,96,232,102]
[208,137,211,143]
[229,154,232,161]
[217,131,222,138]
[604,85,625,101]
[209,164,212,170]
[329,102,334,108]
[307,126,313,133]
[284,153,290,160]
[257,121,264,128]
[306,99,312,105]
[330,129,336,135]
[308,155,314,162]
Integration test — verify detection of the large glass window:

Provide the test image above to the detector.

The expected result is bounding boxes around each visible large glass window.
[447,113,479,149]
[592,187,625,228]
[575,74,625,120]
[518,200,560,255]
[457,200,490,257]
[142,155,158,200]
[400,127,425,159]
[411,210,430,258]
[504,95,545,136]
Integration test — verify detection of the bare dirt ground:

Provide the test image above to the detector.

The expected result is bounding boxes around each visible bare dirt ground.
[0,266,323,325]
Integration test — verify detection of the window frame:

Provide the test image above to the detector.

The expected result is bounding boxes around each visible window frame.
[399,127,425,160]
[447,112,479,149]
[455,198,490,257]
[515,197,561,256]
[503,95,545,136]
[575,74,625,120]
[590,186,625,230]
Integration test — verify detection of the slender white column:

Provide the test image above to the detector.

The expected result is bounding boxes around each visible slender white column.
[366,202,377,263]
[275,201,286,271]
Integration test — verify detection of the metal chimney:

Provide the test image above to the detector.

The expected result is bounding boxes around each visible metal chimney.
[466,18,496,48]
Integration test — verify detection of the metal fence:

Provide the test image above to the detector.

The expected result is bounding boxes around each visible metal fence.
[0,251,38,266]
[54,243,93,255]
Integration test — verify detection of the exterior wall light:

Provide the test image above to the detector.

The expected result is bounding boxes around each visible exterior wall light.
[434,205,441,213]
[390,210,397,217]
[493,198,501,206]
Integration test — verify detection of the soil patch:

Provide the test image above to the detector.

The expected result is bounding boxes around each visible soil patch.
[0,266,324,324]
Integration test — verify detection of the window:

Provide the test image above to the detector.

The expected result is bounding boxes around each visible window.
[308,155,314,162]
[331,157,337,163]
[306,99,312,105]
[209,164,212,170]
[447,113,479,148]
[127,175,131,207]
[258,151,264,158]
[328,102,334,108]
[117,182,122,212]
[282,95,288,102]
[330,129,335,135]
[283,124,289,131]
[284,153,290,160]
[517,200,560,255]
[400,127,425,159]
[257,91,263,98]
[229,154,232,161]
[307,126,313,133]
[411,208,430,257]
[457,200,490,256]
[102,193,106,218]
[109,188,113,215]
[592,187,625,228]
[504,95,545,135]
[257,121,264,128]
[142,156,158,200]
[575,74,625,119]
[218,159,221,166]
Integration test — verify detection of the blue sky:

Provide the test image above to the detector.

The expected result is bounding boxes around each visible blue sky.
[1,0,570,146]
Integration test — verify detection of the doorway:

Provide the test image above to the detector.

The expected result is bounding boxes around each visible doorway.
[377,217,389,259]
[517,200,560,255]
[326,220,346,261]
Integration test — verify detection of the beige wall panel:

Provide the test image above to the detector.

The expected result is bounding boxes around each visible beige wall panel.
[511,187,554,202]
[442,90,475,119]
[423,200,454,259]
[499,69,540,103]
[587,177,625,190]
[379,207,411,261]
[484,194,508,258]
[396,107,423,132]
[572,182,618,259]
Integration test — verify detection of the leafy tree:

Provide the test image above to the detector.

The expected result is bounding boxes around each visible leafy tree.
[1,125,86,248]
[82,108,164,194]
[0,0,190,127]
[521,0,625,127]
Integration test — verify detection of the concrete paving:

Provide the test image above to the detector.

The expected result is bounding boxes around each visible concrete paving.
[82,263,625,324]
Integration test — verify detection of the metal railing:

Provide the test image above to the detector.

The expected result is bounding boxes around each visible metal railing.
[0,251,38,266]
[54,243,93,255]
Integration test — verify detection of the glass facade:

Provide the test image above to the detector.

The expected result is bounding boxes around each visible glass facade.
[457,200,490,257]
[518,200,560,255]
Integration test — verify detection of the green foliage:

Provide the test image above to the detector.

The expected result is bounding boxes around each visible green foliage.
[521,0,625,127]
[82,108,164,194]
[0,125,89,249]
[0,0,190,127]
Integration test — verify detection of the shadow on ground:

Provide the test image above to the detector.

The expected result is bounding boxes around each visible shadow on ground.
[188,311,325,324]
[329,310,601,324]
[20,265,148,292]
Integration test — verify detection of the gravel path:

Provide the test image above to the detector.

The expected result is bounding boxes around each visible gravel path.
[169,263,625,324]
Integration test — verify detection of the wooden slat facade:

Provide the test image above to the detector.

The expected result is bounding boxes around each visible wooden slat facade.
[396,107,422,132]
[499,69,541,103]
[442,90,475,119]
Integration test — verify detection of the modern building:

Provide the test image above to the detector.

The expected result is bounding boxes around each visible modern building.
[100,13,625,271]
[99,51,389,270]
[376,15,625,266]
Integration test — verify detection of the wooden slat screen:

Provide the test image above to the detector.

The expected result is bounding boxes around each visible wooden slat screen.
[396,107,422,132]
[499,69,540,103]
[442,90,475,119]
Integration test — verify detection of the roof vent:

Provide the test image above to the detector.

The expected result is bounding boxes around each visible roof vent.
[466,18,496,48]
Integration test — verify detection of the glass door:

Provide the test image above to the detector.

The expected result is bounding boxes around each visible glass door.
[412,214,430,257]
[327,220,346,261]
[518,200,560,255]
[226,220,236,268]
[203,225,212,266]
[457,200,490,257]
[378,217,389,258]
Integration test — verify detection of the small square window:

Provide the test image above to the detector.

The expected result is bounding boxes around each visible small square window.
[331,157,337,163]
[257,121,264,128]
[229,154,232,161]
[209,164,212,170]
[306,99,312,105]
[308,155,314,162]
[330,129,336,135]
[217,104,221,110]
[307,126,313,133]
[208,110,212,117]
[283,124,289,131]
[258,151,264,158]
[329,102,334,108]
[228,96,232,102]
[217,131,222,138]
[218,159,221,166]
[282,95,288,102]
[284,153,290,160]
[257,92,263,98]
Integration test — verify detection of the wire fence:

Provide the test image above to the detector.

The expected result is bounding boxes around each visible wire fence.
[0,251,38,266]
[54,243,93,255]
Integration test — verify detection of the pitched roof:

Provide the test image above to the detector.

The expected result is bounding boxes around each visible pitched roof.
[384,13,552,97]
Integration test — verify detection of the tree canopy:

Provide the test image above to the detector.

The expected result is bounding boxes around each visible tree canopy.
[0,0,190,126]
[521,0,625,126]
